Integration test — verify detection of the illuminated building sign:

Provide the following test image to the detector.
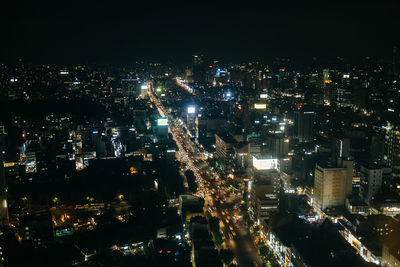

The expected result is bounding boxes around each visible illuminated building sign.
[216,68,227,77]
[252,156,278,170]
[247,134,261,139]
[54,227,74,238]
[141,84,148,90]
[254,103,267,109]
[188,106,195,114]
[157,117,168,126]
[260,93,268,99]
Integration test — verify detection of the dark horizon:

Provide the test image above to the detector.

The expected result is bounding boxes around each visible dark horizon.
[1,1,399,64]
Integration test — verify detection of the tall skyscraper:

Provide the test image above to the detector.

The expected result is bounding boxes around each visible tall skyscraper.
[250,159,280,222]
[332,137,350,163]
[384,123,400,180]
[156,117,168,137]
[322,69,333,105]
[186,105,197,137]
[294,110,315,142]
[215,132,237,162]
[360,165,392,205]
[313,160,353,211]
[192,54,205,84]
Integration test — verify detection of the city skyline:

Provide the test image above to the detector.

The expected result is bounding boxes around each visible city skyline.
[2,2,400,267]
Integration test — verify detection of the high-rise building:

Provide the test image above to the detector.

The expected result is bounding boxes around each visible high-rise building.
[334,137,350,158]
[250,167,280,223]
[360,165,392,205]
[215,133,237,163]
[156,117,168,137]
[313,161,353,211]
[370,135,385,165]
[138,83,149,99]
[266,135,289,157]
[384,123,400,179]
[192,54,205,84]
[322,69,333,105]
[294,110,315,142]
[186,105,197,137]
[25,151,37,173]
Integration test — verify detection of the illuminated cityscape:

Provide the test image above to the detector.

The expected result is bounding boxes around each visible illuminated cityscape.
[1,2,400,267]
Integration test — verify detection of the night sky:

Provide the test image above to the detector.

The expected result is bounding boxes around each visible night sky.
[1,1,399,64]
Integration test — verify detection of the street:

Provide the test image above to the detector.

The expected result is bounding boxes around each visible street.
[149,83,263,267]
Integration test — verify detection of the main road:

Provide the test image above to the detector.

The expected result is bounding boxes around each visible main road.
[149,81,263,267]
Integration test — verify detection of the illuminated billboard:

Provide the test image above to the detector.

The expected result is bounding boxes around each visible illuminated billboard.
[260,93,268,99]
[157,117,168,126]
[188,106,195,114]
[141,84,148,90]
[252,156,278,170]
[254,103,267,109]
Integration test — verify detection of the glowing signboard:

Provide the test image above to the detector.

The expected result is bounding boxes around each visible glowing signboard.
[188,106,195,114]
[141,84,148,90]
[157,117,168,126]
[254,103,267,109]
[260,93,268,99]
[252,156,278,170]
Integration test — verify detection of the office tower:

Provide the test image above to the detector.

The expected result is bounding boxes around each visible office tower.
[156,117,168,137]
[186,105,197,137]
[192,54,205,84]
[370,135,385,165]
[333,137,350,159]
[184,68,193,83]
[250,156,280,222]
[338,157,354,197]
[138,83,149,99]
[313,161,353,211]
[384,123,400,179]
[266,135,289,157]
[25,151,37,173]
[215,133,237,162]
[360,165,392,205]
[294,110,315,142]
[322,69,332,105]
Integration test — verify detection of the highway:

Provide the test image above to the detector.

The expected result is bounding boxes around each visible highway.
[149,83,263,267]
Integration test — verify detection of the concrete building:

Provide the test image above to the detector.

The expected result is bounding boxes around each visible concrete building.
[313,160,353,211]
[360,165,392,205]
[250,168,280,222]
[382,242,400,267]
[215,133,237,162]
[385,123,400,179]
[334,137,350,158]
[266,135,289,157]
[294,110,315,142]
